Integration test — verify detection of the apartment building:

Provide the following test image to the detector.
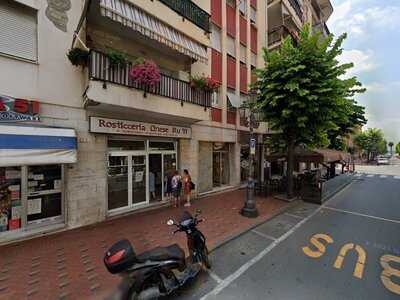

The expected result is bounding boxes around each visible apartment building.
[0,0,331,243]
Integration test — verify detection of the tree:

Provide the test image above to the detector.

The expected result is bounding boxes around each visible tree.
[395,142,400,156]
[388,142,394,156]
[354,128,386,161]
[254,25,365,197]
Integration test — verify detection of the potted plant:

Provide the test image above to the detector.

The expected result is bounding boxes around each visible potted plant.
[67,47,89,67]
[190,74,220,92]
[129,58,161,97]
[106,48,129,67]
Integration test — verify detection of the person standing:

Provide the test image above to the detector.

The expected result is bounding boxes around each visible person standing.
[171,170,182,208]
[183,169,192,207]
[165,170,173,201]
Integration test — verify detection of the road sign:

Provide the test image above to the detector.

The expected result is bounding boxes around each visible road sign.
[250,138,256,155]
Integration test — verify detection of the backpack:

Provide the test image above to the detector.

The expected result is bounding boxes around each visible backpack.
[190,181,195,190]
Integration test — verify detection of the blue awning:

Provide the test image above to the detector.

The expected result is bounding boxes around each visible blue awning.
[0,125,77,166]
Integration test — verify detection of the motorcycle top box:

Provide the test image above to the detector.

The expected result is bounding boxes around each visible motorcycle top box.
[104,239,136,274]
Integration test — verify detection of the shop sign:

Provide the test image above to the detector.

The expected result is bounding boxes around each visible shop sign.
[0,95,40,122]
[90,117,191,139]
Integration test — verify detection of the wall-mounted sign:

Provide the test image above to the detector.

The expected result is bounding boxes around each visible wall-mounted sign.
[0,95,40,122]
[250,138,256,155]
[90,117,191,139]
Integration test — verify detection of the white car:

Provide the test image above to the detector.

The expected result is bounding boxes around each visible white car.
[377,156,390,165]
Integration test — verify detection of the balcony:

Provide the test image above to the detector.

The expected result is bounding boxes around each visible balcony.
[268,25,300,47]
[159,0,210,32]
[287,0,304,22]
[88,50,212,108]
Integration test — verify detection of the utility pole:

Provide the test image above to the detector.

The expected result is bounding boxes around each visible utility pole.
[241,94,259,218]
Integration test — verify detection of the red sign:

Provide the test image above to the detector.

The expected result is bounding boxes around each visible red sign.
[0,95,40,122]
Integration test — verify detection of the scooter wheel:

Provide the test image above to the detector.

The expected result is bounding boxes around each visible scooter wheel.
[202,247,211,269]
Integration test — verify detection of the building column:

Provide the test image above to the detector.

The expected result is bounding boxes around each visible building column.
[230,142,241,187]
[179,138,199,196]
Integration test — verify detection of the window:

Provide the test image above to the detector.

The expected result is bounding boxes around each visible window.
[226,0,236,7]
[0,1,38,61]
[239,0,247,15]
[212,89,220,106]
[250,6,257,23]
[227,35,236,57]
[211,24,222,52]
[108,140,146,151]
[240,44,247,63]
[149,141,175,151]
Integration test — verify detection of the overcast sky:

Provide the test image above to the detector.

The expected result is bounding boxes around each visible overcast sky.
[327,0,400,143]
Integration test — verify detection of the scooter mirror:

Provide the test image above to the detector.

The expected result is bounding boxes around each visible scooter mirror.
[167,219,174,226]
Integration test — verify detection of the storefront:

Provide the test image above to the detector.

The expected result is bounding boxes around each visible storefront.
[0,124,77,239]
[89,117,189,215]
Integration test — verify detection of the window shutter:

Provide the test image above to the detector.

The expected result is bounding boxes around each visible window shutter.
[0,1,37,61]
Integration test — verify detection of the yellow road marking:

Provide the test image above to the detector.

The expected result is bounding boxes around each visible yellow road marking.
[302,233,333,258]
[380,255,400,295]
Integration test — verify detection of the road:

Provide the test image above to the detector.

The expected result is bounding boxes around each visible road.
[172,167,400,300]
[355,156,400,176]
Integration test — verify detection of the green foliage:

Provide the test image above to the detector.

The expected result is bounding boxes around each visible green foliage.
[254,24,366,196]
[67,48,89,67]
[354,128,387,160]
[396,142,400,156]
[106,48,129,67]
[254,25,365,149]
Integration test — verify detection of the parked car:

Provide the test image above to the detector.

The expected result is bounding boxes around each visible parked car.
[377,156,390,165]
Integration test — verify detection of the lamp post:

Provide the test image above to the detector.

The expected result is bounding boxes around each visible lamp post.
[241,93,259,218]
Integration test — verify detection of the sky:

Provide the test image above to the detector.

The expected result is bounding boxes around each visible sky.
[327,0,400,143]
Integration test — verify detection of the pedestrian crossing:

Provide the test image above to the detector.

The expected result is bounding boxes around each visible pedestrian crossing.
[354,173,400,179]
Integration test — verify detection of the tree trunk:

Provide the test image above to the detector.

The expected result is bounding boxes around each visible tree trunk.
[287,138,295,199]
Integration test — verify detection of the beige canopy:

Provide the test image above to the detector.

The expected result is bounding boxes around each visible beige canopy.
[266,147,351,164]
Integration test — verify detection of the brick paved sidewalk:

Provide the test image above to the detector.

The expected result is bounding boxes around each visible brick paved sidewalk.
[0,190,287,300]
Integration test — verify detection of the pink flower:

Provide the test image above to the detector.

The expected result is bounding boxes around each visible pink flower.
[129,59,161,87]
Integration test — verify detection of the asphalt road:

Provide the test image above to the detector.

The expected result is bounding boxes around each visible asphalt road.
[355,156,400,176]
[172,169,400,300]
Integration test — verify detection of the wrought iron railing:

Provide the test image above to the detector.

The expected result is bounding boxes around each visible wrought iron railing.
[268,25,300,46]
[158,0,210,32]
[287,0,304,22]
[89,50,212,108]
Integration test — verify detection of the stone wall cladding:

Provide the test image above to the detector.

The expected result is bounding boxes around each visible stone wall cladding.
[198,142,213,193]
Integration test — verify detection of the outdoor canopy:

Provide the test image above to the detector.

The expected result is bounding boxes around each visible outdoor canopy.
[99,0,208,63]
[265,147,351,164]
[0,125,77,167]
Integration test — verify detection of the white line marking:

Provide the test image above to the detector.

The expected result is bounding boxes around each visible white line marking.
[366,174,374,178]
[380,175,387,178]
[252,230,277,241]
[199,182,355,300]
[324,206,400,224]
[284,212,304,220]
[206,270,223,284]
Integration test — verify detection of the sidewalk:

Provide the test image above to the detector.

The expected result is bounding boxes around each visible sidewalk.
[0,190,288,300]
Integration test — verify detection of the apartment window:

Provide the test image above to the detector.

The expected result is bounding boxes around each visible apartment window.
[250,6,257,24]
[251,52,257,66]
[239,0,247,15]
[227,35,236,57]
[0,1,38,61]
[226,3,236,37]
[211,24,222,52]
[212,89,220,106]
[240,44,247,63]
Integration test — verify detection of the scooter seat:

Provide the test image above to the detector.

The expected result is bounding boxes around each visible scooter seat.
[137,244,185,264]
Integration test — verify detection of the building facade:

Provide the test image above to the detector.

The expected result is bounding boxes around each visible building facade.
[0,0,331,243]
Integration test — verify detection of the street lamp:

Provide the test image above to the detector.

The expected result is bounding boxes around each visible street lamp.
[241,92,259,218]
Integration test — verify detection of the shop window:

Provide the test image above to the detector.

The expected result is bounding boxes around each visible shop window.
[0,167,21,232]
[149,141,175,151]
[0,1,38,61]
[108,139,146,151]
[0,165,63,234]
[27,165,62,224]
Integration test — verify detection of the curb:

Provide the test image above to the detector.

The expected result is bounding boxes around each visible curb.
[209,199,301,253]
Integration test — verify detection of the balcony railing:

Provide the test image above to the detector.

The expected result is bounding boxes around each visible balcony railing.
[159,0,210,32]
[268,25,300,46]
[287,0,304,22]
[89,50,212,108]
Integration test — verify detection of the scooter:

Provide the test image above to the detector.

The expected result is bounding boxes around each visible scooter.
[104,210,211,300]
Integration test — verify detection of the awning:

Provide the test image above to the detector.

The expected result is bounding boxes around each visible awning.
[266,147,351,164]
[99,0,208,63]
[227,91,241,108]
[0,125,77,167]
